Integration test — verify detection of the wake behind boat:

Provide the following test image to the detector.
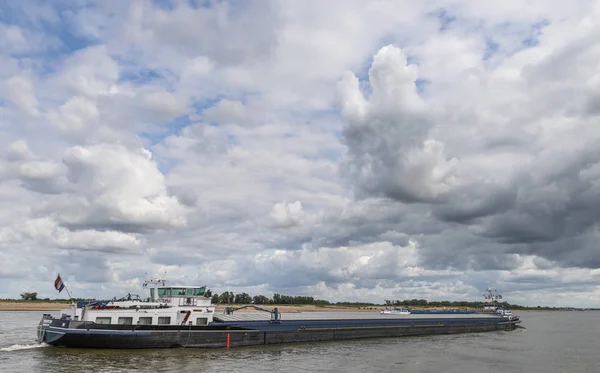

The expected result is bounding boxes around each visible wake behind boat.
[37,276,522,349]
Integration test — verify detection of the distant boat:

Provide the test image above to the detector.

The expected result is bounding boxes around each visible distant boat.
[411,309,476,315]
[380,307,411,315]
[481,288,519,321]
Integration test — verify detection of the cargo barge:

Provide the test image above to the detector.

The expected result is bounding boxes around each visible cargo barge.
[37,279,521,349]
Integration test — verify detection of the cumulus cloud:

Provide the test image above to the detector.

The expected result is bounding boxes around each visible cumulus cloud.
[56,45,119,98]
[0,140,64,194]
[4,217,141,253]
[203,99,265,127]
[3,74,39,116]
[138,90,187,122]
[47,96,100,138]
[269,201,307,228]
[58,143,188,232]
[339,45,459,203]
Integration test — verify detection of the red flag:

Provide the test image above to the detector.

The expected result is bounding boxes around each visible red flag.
[54,274,65,293]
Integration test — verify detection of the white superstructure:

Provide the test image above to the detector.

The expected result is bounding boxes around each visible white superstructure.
[57,279,215,327]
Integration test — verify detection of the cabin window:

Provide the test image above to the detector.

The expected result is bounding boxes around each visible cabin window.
[196,317,208,326]
[138,317,152,325]
[118,317,133,325]
[158,288,171,296]
[158,317,171,325]
[150,288,155,299]
[193,288,205,296]
[171,288,186,296]
[187,288,193,296]
[96,317,111,324]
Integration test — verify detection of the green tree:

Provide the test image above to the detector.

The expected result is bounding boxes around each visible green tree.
[234,292,252,304]
[252,295,270,304]
[20,292,38,301]
[219,291,235,304]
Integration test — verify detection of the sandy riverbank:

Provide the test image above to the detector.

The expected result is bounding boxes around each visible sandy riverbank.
[0,302,69,311]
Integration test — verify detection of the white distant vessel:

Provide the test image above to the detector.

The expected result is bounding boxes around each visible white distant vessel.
[482,287,519,321]
[380,307,411,315]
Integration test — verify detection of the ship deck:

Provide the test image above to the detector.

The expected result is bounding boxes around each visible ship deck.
[214,311,501,322]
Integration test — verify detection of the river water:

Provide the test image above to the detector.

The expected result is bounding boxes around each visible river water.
[0,311,597,373]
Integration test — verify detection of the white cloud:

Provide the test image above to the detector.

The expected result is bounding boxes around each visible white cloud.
[0,140,63,192]
[269,201,307,228]
[339,45,459,202]
[203,99,262,127]
[7,217,141,252]
[138,90,187,122]
[3,74,39,116]
[58,143,188,231]
[47,96,99,137]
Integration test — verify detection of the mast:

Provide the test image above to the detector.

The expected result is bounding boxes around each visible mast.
[142,276,168,302]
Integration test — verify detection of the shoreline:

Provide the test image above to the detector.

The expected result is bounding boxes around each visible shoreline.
[0,301,561,312]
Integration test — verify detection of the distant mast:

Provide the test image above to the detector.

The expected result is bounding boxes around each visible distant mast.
[142,276,168,302]
[483,287,503,311]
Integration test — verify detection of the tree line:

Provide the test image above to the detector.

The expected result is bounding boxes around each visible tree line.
[383,298,556,310]
[209,293,556,310]
[209,291,332,305]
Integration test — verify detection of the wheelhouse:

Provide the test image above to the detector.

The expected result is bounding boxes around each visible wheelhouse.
[150,286,211,307]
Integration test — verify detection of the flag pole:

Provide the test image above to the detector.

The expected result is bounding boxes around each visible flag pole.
[63,284,74,304]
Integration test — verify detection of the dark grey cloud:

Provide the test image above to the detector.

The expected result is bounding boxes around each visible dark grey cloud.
[337,36,600,276]
[433,183,517,223]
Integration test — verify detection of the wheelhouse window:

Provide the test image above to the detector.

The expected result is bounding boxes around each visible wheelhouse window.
[150,288,155,299]
[158,317,171,325]
[196,317,208,326]
[172,288,187,296]
[193,287,205,296]
[138,317,152,325]
[95,317,111,324]
[157,288,171,296]
[118,317,133,325]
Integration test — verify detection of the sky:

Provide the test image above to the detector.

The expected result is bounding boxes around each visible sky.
[1,0,600,308]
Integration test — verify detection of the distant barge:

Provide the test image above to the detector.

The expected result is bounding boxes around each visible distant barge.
[37,280,521,349]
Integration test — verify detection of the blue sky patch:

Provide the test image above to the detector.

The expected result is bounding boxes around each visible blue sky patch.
[143,114,192,143]
[118,68,164,85]
[415,78,431,95]
[433,9,457,31]
[522,19,550,47]
[483,39,499,60]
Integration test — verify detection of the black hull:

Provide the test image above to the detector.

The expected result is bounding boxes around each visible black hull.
[40,321,520,349]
